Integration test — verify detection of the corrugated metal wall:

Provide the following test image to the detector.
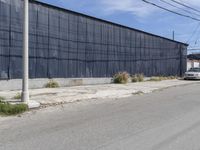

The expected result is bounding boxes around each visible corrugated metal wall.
[0,0,187,79]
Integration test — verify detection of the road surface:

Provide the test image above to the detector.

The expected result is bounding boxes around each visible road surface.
[1,83,200,150]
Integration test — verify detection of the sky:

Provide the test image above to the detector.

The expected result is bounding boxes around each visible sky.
[38,0,200,54]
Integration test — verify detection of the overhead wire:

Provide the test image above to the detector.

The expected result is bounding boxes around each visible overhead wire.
[159,0,200,18]
[186,22,200,51]
[169,0,200,14]
[141,0,200,21]
[162,0,200,47]
[193,29,200,45]
[142,0,200,50]
[186,23,200,44]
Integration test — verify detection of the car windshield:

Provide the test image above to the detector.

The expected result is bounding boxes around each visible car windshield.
[188,68,200,72]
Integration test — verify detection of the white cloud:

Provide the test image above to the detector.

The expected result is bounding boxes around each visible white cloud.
[58,0,200,19]
[99,0,158,17]
[96,0,200,18]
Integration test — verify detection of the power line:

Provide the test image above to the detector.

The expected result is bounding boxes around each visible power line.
[169,0,200,14]
[142,0,200,46]
[141,0,200,22]
[186,23,200,44]
[193,25,200,45]
[160,0,200,18]
[191,34,200,46]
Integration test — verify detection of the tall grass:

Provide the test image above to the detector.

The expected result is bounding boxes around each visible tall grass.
[0,102,28,116]
[113,72,130,84]
[45,80,59,88]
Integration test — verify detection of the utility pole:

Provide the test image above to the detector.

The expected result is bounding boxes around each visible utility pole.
[172,31,175,40]
[22,0,29,103]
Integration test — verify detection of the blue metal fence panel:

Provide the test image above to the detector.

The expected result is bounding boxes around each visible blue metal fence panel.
[0,0,188,79]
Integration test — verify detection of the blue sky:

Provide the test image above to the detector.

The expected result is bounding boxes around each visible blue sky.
[38,0,200,53]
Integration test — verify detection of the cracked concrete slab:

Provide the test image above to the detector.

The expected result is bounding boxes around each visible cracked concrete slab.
[0,79,199,107]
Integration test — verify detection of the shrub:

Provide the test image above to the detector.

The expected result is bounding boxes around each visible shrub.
[131,75,139,82]
[137,74,144,82]
[131,74,144,82]
[0,102,28,116]
[13,93,22,99]
[45,80,59,88]
[0,96,5,101]
[113,72,129,84]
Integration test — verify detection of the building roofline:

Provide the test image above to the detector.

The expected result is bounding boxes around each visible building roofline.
[31,0,188,46]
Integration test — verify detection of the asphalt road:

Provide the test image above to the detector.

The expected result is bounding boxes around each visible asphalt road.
[1,83,200,150]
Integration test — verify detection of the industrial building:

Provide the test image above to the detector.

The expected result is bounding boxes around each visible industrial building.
[0,0,188,80]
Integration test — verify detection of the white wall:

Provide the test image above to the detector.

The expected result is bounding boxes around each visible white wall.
[187,60,200,70]
[194,62,200,68]
[187,61,192,71]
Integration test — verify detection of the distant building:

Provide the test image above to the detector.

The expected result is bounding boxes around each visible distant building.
[187,54,200,70]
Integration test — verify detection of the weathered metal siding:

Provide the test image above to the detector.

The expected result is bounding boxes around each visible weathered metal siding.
[0,0,187,79]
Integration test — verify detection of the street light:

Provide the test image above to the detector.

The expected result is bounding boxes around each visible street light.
[22,0,29,103]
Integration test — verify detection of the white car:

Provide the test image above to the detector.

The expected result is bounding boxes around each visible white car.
[184,68,200,80]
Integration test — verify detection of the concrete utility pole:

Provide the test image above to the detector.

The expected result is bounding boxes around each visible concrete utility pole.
[22,0,29,103]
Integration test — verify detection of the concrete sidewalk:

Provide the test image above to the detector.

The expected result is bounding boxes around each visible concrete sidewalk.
[0,80,199,107]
